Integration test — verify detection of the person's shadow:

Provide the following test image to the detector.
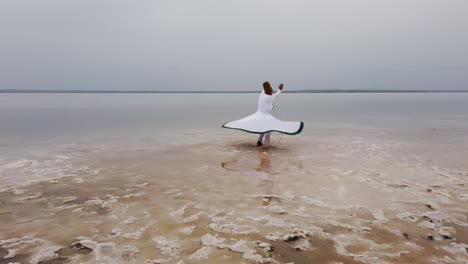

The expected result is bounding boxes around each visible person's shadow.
[221,155,279,206]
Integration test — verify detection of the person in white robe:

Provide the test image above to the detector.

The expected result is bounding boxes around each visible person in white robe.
[222,81,303,146]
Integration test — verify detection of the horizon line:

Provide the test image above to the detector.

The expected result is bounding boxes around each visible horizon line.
[1,89,468,94]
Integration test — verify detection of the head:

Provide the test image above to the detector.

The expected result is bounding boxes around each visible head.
[263,81,273,95]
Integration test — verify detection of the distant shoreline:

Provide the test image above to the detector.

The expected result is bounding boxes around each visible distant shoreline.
[1,89,468,94]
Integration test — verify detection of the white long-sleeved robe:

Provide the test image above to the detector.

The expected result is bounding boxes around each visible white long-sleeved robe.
[222,89,304,135]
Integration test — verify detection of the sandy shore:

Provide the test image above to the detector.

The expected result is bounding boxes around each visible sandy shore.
[1,130,467,263]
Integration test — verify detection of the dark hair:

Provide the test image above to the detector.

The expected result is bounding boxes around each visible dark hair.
[263,81,273,95]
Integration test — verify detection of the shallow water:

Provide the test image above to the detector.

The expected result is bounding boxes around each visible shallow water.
[1,93,468,263]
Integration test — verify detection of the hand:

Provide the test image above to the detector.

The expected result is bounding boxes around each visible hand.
[278,83,284,90]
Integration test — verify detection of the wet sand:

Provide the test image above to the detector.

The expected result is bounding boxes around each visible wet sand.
[1,129,467,263]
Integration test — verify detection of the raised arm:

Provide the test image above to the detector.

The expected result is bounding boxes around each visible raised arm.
[272,83,284,100]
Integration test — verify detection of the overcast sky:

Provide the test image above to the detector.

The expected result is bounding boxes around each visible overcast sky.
[0,0,467,91]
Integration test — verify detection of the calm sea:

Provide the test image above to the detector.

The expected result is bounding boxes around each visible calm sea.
[1,92,467,142]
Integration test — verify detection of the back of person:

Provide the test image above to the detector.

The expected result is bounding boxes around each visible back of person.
[257,92,274,113]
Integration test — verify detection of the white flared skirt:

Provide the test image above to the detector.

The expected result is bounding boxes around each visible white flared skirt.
[222,111,304,135]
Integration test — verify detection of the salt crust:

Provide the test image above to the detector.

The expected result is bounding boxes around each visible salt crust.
[283,229,311,242]
[179,226,196,235]
[0,156,101,186]
[61,196,77,203]
[332,233,394,263]
[0,236,41,260]
[256,241,273,252]
[113,226,148,240]
[350,249,412,264]
[375,225,405,237]
[16,192,43,201]
[371,209,389,224]
[413,211,459,239]
[265,232,283,241]
[74,177,84,183]
[291,239,312,251]
[441,256,455,264]
[418,220,436,230]
[131,182,150,188]
[441,242,468,255]
[396,212,419,222]
[459,194,468,201]
[2,140,467,263]
[208,216,258,234]
[144,259,169,264]
[0,185,13,192]
[250,215,290,228]
[381,251,410,258]
[290,206,312,218]
[301,195,365,210]
[119,216,137,225]
[188,246,212,260]
[152,236,181,257]
[265,226,327,242]
[424,211,448,221]
[198,234,274,263]
[122,229,146,240]
[404,241,424,250]
[352,252,391,264]
[72,239,139,264]
[263,204,287,214]
[12,188,26,195]
[1,159,39,169]
[328,220,372,234]
[200,234,227,248]
[283,192,295,200]
[29,246,63,264]
[300,196,329,207]
[122,192,147,199]
[228,239,274,264]
[169,203,206,223]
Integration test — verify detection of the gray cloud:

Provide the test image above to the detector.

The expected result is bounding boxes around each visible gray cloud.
[0,0,467,90]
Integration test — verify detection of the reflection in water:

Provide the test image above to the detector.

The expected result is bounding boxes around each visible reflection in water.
[221,154,279,206]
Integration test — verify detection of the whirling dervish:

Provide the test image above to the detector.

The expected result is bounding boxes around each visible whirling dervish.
[222,81,304,146]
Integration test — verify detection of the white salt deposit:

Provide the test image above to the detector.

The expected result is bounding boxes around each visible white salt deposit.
[72,239,139,264]
[121,227,148,239]
[208,217,258,235]
[152,236,181,257]
[179,226,196,235]
[29,245,63,264]
[265,232,284,241]
[291,239,313,251]
[188,246,212,260]
[371,209,389,224]
[200,234,227,248]
[396,212,419,222]
[119,216,137,225]
[228,239,273,264]
[250,215,290,228]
